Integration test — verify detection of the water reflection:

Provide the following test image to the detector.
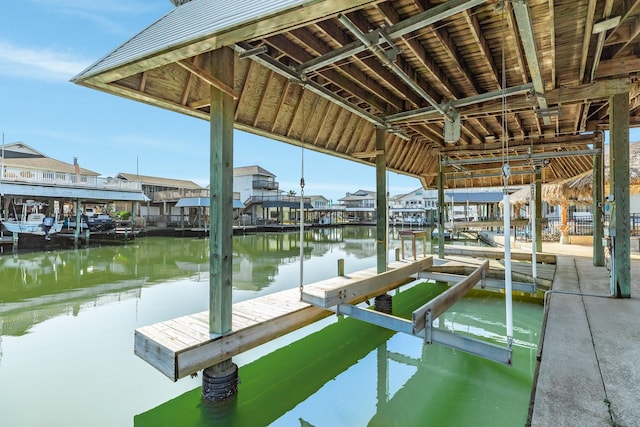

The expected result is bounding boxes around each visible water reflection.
[0,227,392,339]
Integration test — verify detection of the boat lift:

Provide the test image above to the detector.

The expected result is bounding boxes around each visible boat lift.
[300,258,513,366]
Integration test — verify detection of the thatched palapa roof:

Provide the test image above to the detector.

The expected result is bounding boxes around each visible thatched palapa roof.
[506,141,640,207]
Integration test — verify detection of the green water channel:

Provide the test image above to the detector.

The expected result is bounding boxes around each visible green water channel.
[0,226,542,426]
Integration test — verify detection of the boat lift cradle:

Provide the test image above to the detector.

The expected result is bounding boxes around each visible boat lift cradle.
[300,258,513,366]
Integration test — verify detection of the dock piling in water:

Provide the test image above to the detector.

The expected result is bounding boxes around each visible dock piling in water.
[202,359,239,403]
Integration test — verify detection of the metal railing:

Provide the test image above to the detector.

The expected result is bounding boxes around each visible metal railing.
[252,179,279,190]
[1,167,141,191]
[244,195,311,205]
[153,188,210,202]
[543,213,640,238]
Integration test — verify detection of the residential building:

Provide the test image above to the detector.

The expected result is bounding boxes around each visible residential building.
[1,142,145,222]
[339,190,376,222]
[234,165,311,224]
[389,188,437,225]
[114,173,204,223]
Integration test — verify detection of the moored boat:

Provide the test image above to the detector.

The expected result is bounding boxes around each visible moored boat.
[2,212,63,239]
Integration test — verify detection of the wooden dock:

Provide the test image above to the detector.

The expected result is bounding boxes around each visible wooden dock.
[134,256,433,381]
[450,218,547,230]
[427,252,556,291]
[443,245,557,264]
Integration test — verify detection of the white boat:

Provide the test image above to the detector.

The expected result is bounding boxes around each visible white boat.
[2,212,63,239]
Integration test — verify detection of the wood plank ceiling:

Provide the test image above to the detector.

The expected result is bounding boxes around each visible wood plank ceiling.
[73,0,640,189]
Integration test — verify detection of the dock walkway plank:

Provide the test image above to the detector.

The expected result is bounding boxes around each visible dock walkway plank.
[134,256,432,381]
[429,255,556,290]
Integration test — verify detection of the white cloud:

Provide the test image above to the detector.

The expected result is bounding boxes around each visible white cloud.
[0,41,92,81]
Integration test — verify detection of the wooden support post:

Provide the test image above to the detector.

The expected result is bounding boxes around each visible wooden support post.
[560,200,568,244]
[375,127,387,274]
[609,92,631,297]
[337,258,345,276]
[209,46,235,334]
[593,137,604,266]
[131,201,138,236]
[205,46,237,404]
[535,168,542,253]
[437,159,445,258]
[74,199,81,247]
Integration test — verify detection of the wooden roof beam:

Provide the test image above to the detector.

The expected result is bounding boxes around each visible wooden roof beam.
[385,83,534,123]
[398,78,629,122]
[235,42,394,131]
[579,0,598,83]
[604,0,640,58]
[463,9,501,89]
[287,27,408,111]
[338,14,448,117]
[428,15,482,95]
[176,59,238,100]
[297,0,486,74]
[375,2,461,99]
[511,0,550,125]
[588,1,617,82]
[265,35,393,114]
[318,17,432,110]
[548,0,556,88]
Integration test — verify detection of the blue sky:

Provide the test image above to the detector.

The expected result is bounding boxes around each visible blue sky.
[0,0,421,203]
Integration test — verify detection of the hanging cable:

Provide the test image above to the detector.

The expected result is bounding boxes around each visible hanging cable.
[499,2,514,346]
[299,144,305,298]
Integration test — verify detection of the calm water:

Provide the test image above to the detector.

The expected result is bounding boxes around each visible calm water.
[0,226,542,426]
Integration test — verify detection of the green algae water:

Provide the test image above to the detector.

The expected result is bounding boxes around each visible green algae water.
[0,226,542,426]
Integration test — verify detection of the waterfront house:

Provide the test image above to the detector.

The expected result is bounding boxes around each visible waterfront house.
[234,165,311,224]
[1,142,146,225]
[389,188,437,226]
[339,190,376,223]
[307,195,344,224]
[114,173,204,225]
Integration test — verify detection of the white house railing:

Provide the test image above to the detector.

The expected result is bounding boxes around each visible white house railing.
[1,167,142,191]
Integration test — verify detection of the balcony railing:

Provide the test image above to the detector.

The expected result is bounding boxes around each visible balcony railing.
[245,195,311,205]
[1,167,141,191]
[153,188,210,202]
[252,179,279,190]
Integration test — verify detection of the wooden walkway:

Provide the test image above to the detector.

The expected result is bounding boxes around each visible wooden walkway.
[443,245,557,264]
[422,256,556,291]
[134,256,433,381]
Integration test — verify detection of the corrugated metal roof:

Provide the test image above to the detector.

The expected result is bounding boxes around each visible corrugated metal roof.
[116,173,202,189]
[1,142,100,175]
[72,0,309,80]
[233,165,275,177]
[444,191,504,204]
[175,197,244,208]
[2,157,99,176]
[0,182,149,202]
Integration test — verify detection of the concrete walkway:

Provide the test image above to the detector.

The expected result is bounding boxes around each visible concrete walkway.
[529,243,640,426]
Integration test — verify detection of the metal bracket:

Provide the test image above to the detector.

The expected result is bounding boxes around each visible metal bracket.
[238,45,268,60]
[423,309,433,345]
[444,108,460,143]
